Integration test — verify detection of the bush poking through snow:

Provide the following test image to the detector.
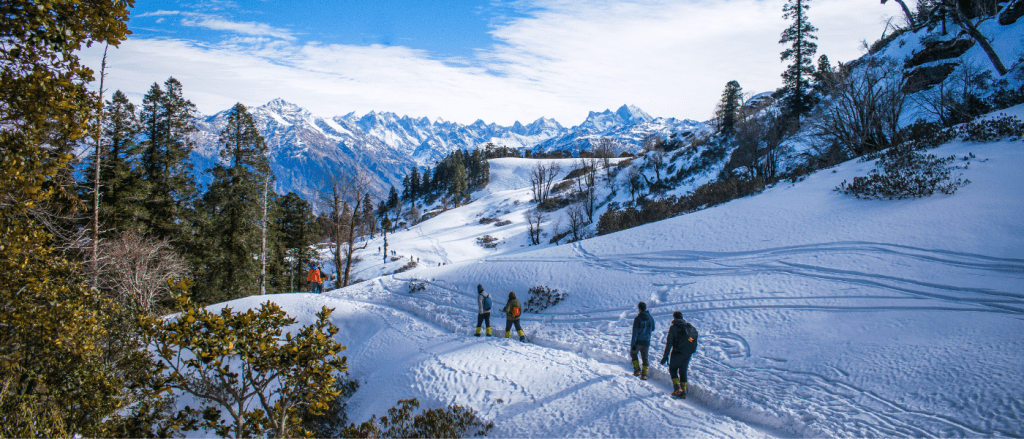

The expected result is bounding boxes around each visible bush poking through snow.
[836,146,969,199]
[408,282,426,293]
[140,293,348,437]
[393,261,417,274]
[340,398,493,438]
[478,217,500,224]
[476,235,499,248]
[494,219,512,227]
[958,115,1024,143]
[524,286,568,313]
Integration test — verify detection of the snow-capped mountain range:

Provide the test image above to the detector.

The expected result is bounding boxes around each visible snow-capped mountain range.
[191,99,704,200]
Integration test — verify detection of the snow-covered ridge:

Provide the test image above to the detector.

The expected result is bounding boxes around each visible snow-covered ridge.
[191,99,706,201]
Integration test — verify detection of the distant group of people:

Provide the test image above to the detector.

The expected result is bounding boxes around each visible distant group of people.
[474,284,526,342]
[631,301,699,398]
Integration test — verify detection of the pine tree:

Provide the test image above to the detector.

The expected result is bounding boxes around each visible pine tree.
[421,167,432,196]
[779,0,819,120]
[275,192,317,293]
[715,80,743,136]
[82,90,148,236]
[408,167,421,201]
[448,159,468,206]
[139,77,199,243]
[195,103,273,303]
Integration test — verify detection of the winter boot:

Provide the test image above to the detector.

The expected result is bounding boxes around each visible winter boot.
[632,360,641,376]
[678,382,688,399]
[505,331,511,338]
[518,329,526,342]
[671,379,683,398]
[475,327,482,337]
[486,327,492,337]
[640,365,649,380]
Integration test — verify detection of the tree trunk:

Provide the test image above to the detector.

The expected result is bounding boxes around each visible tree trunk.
[956,8,1009,75]
[91,45,108,287]
[260,176,268,295]
[884,0,917,27]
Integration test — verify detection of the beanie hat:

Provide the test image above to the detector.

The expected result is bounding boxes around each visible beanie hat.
[673,311,682,319]
[477,284,484,293]
[508,291,516,300]
[638,301,647,312]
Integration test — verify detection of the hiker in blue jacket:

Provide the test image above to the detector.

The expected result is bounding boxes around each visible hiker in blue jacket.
[630,301,655,380]
[475,284,493,337]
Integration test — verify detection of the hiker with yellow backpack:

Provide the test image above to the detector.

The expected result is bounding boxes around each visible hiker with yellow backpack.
[502,291,526,342]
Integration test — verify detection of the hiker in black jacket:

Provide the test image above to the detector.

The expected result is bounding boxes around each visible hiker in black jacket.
[475,284,493,337]
[660,311,698,398]
[630,301,655,380]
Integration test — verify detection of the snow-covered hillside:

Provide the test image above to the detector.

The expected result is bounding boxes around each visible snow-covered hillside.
[208,104,1024,437]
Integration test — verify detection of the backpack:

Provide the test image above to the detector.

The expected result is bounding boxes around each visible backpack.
[683,323,699,353]
[307,269,318,282]
[512,306,520,317]
[483,296,492,312]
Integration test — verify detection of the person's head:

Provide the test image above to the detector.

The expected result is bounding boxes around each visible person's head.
[477,284,484,294]
[673,311,682,320]
[508,291,516,300]
[638,301,647,312]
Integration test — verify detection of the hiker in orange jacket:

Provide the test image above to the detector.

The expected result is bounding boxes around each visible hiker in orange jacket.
[502,291,526,342]
[308,266,323,294]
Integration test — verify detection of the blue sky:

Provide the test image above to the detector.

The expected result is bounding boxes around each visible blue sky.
[84,0,905,125]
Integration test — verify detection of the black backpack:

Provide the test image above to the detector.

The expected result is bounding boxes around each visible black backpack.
[673,322,699,354]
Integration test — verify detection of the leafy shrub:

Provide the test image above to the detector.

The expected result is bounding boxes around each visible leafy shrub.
[548,230,571,244]
[524,286,568,313]
[141,294,348,437]
[551,180,573,194]
[959,114,1024,142]
[298,373,360,437]
[494,219,512,227]
[538,196,572,212]
[476,235,499,248]
[393,261,417,274]
[341,398,493,438]
[835,145,969,199]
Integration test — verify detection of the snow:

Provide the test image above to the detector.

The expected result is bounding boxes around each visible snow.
[204,113,1024,437]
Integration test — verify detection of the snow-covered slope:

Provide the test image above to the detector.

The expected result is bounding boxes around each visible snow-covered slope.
[208,104,1024,437]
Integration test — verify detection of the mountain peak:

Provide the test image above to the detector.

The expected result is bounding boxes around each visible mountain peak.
[615,104,653,123]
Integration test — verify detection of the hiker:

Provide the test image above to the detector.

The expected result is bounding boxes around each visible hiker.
[502,291,526,342]
[660,311,699,398]
[475,284,493,337]
[630,301,655,380]
[307,266,322,294]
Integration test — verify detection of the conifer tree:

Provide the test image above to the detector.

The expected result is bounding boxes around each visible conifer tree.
[715,80,743,136]
[84,90,148,236]
[276,192,317,293]
[139,77,199,243]
[196,103,273,303]
[448,159,468,206]
[779,0,818,120]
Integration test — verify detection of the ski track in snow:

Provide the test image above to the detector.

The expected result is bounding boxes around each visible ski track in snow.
[254,134,1024,437]
[329,231,1024,437]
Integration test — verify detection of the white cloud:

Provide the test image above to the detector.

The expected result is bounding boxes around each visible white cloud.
[136,10,295,40]
[85,0,903,125]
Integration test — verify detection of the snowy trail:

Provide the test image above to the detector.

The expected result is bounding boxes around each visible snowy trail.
[282,134,1024,437]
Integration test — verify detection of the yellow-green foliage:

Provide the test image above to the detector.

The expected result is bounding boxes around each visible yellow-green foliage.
[1,1,135,436]
[142,289,348,438]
